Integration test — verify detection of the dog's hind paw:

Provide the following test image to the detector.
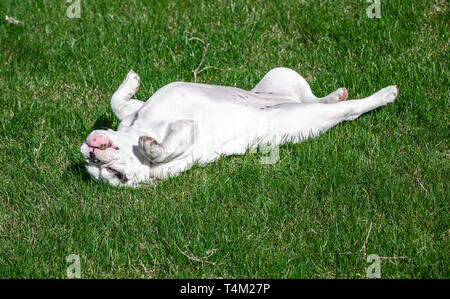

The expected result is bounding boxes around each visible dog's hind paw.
[338,88,348,101]
[322,87,348,103]
[375,85,398,104]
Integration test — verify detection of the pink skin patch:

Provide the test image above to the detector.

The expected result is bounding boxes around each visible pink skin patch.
[339,88,348,101]
[87,133,119,155]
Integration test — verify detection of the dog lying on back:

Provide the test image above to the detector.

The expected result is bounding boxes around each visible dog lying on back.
[81,67,397,187]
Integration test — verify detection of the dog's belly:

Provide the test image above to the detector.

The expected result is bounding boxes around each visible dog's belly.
[121,82,296,157]
[141,81,297,112]
[187,82,297,108]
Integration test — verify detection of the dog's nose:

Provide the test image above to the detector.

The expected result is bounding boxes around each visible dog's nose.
[87,133,119,150]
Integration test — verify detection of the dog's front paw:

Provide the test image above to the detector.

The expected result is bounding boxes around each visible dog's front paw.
[121,70,140,97]
[138,136,164,161]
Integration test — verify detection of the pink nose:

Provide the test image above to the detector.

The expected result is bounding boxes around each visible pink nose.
[87,133,118,150]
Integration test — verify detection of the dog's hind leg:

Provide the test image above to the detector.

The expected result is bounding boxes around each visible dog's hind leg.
[138,119,198,164]
[111,70,145,121]
[340,86,398,121]
[252,67,348,103]
[269,85,398,144]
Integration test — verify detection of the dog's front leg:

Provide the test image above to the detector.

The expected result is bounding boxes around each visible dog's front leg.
[110,70,145,121]
[138,119,198,164]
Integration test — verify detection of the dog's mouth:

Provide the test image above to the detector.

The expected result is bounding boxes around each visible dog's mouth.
[88,152,101,164]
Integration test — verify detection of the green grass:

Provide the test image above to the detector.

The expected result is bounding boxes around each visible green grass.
[0,0,448,278]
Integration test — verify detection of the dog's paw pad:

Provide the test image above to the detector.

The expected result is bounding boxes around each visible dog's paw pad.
[123,70,140,96]
[378,85,398,103]
[324,87,348,103]
[392,86,398,100]
[338,88,348,101]
[138,136,164,160]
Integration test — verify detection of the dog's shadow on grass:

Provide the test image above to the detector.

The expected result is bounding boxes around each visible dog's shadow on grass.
[66,113,116,183]
[90,113,116,131]
[67,161,92,183]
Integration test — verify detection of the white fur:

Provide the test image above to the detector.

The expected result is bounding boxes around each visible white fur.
[80,67,397,187]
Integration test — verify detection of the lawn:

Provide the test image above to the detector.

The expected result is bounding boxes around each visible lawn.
[0,0,448,278]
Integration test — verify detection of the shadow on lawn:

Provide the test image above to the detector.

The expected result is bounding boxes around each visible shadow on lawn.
[66,161,92,183]
[90,113,115,131]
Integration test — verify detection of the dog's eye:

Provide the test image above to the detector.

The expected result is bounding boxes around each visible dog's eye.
[107,167,128,183]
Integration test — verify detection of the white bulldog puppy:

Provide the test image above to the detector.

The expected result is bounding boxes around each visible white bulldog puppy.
[80,67,397,187]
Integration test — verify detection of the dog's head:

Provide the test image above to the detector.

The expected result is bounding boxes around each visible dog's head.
[80,129,152,186]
